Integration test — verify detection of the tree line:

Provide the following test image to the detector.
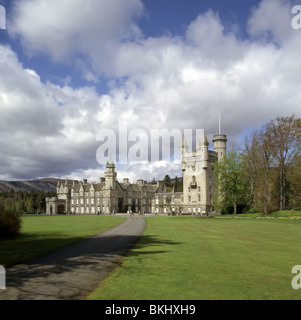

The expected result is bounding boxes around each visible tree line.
[0,189,56,214]
[214,115,301,214]
[162,175,183,192]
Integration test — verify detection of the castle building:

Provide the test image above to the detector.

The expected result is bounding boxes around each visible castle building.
[46,130,227,215]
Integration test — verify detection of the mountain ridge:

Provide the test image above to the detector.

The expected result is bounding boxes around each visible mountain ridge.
[0,178,59,192]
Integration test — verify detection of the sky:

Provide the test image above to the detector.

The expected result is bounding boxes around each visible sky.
[0,0,301,183]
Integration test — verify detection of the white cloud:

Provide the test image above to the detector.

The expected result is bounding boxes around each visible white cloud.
[9,0,145,73]
[247,0,294,43]
[1,1,301,181]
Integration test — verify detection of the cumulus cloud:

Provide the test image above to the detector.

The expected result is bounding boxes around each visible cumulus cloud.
[0,45,103,180]
[247,0,294,44]
[9,0,145,74]
[1,0,301,182]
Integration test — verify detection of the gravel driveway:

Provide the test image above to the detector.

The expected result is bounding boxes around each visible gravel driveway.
[0,216,146,300]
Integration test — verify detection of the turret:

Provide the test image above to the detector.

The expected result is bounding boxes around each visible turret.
[213,134,227,163]
[105,159,117,189]
[181,136,188,172]
[213,115,227,162]
[202,131,209,169]
[56,179,61,194]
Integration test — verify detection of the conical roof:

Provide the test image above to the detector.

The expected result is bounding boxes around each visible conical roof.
[202,131,209,146]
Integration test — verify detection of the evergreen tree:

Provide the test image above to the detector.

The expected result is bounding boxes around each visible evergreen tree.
[163,175,171,188]
[25,197,34,213]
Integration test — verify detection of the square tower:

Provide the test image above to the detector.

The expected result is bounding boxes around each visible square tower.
[181,132,211,214]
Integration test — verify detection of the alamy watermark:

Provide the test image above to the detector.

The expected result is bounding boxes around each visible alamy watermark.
[292,5,301,29]
[0,266,5,290]
[96,121,204,165]
[292,265,301,290]
[0,5,6,30]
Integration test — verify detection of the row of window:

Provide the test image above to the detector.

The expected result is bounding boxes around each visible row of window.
[70,206,151,214]
[71,206,107,214]
[154,198,183,205]
[71,198,151,206]
[71,191,149,198]
[71,198,102,205]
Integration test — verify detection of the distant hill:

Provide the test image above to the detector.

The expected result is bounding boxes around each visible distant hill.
[0,176,184,193]
[0,178,59,192]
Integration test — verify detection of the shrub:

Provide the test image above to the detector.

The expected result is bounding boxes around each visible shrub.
[0,210,22,239]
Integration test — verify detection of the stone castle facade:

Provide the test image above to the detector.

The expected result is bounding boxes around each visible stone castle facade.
[46,131,227,215]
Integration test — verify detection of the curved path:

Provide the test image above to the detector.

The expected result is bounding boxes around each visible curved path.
[0,216,146,300]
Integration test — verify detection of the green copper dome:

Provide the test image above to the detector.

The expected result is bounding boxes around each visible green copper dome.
[106,159,115,168]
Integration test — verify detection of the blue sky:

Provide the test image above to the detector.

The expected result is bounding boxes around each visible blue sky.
[1,0,263,91]
[0,0,300,182]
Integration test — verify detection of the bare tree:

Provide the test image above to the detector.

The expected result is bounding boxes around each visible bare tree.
[257,125,276,215]
[269,115,301,210]
[244,131,260,208]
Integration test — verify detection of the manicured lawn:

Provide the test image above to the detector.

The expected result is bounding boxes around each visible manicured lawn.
[87,216,301,300]
[0,215,125,267]
[239,210,301,218]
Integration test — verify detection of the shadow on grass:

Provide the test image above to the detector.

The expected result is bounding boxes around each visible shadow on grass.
[0,233,182,300]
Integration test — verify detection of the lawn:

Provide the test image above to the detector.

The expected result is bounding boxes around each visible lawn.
[0,215,125,267]
[87,216,301,300]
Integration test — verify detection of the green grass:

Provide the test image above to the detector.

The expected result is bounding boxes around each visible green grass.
[87,216,301,300]
[0,215,125,267]
[238,210,301,218]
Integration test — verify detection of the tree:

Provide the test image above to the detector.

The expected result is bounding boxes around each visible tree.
[25,197,34,213]
[15,199,24,213]
[244,131,260,209]
[35,191,45,212]
[243,115,301,214]
[174,176,183,192]
[288,155,301,209]
[256,125,275,215]
[269,115,301,210]
[163,175,171,188]
[214,151,249,214]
